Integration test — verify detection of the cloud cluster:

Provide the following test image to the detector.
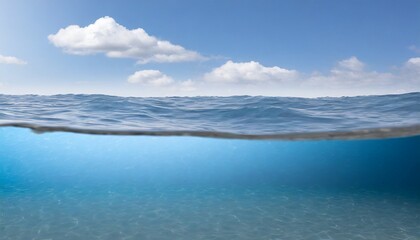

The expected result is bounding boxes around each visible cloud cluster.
[128,70,173,86]
[48,16,203,64]
[0,54,27,65]
[203,60,298,83]
[45,17,420,96]
[305,56,396,90]
[127,57,420,97]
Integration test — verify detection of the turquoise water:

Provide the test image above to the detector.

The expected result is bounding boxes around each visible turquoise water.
[1,93,419,239]
[1,127,419,239]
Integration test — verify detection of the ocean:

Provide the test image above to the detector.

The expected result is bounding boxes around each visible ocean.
[0,93,419,239]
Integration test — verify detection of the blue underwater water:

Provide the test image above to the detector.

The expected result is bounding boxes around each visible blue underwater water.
[0,93,420,239]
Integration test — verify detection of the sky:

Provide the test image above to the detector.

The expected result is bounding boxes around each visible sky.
[0,0,419,97]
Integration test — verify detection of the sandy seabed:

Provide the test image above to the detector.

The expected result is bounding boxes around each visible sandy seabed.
[1,186,419,240]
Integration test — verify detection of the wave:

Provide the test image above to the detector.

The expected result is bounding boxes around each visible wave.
[0,92,419,140]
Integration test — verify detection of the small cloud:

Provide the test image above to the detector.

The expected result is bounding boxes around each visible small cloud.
[405,57,420,68]
[305,57,396,91]
[128,70,173,86]
[48,16,203,64]
[204,60,298,83]
[0,54,27,65]
[402,58,420,83]
[336,56,364,72]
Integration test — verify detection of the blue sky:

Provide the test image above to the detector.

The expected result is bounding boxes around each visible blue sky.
[0,0,419,97]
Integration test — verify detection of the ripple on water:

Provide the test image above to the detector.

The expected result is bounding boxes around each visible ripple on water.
[0,93,419,139]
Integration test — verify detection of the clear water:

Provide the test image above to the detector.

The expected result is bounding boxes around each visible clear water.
[1,93,420,239]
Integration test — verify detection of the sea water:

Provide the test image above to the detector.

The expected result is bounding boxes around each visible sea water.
[0,93,419,239]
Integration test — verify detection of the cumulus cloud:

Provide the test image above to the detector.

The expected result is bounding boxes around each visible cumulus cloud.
[336,56,364,72]
[44,56,413,97]
[128,70,173,86]
[0,54,27,65]
[305,56,396,90]
[48,16,203,64]
[201,57,418,96]
[125,56,419,96]
[204,60,298,83]
[401,57,420,85]
[405,57,420,69]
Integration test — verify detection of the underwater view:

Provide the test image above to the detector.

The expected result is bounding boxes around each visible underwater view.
[1,93,420,239]
[1,1,420,239]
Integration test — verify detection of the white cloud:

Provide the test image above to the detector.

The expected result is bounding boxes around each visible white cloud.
[405,57,420,69]
[401,58,420,86]
[0,54,27,65]
[181,57,420,96]
[128,70,173,86]
[48,16,203,64]
[204,60,298,83]
[305,57,396,89]
[120,57,419,97]
[13,56,414,97]
[336,56,364,72]
[306,57,394,84]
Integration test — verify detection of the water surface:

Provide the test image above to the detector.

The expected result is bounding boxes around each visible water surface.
[1,92,419,139]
